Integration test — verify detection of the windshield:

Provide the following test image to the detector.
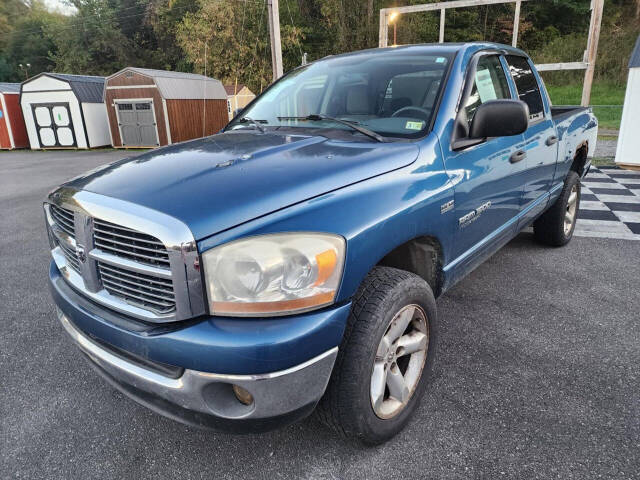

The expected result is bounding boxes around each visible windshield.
[227,50,453,140]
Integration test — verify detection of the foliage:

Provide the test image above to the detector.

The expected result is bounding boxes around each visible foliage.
[0,0,637,96]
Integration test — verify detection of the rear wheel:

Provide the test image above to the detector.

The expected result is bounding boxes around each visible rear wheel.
[534,170,581,246]
[317,266,437,444]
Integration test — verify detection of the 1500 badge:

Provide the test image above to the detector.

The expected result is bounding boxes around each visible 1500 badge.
[459,201,491,228]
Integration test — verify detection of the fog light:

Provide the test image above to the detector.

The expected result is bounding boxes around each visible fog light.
[232,384,254,406]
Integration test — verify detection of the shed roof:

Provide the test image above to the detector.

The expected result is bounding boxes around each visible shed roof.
[0,82,21,93]
[224,84,247,96]
[109,67,227,100]
[23,73,105,103]
[630,35,640,68]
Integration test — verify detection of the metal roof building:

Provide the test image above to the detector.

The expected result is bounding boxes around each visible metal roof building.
[20,73,110,149]
[104,67,229,148]
[615,36,640,169]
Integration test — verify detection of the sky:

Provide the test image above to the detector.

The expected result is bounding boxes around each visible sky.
[43,0,77,16]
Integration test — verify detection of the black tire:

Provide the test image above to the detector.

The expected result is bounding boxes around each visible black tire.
[533,170,581,247]
[316,266,437,445]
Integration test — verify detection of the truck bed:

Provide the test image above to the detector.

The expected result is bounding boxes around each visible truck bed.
[551,106,590,122]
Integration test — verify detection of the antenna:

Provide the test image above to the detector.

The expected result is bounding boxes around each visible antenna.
[202,41,207,138]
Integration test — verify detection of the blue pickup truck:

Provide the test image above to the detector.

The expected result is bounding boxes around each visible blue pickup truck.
[46,42,597,444]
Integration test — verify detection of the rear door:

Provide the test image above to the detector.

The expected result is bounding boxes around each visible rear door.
[505,55,558,226]
[444,53,526,261]
[32,103,76,148]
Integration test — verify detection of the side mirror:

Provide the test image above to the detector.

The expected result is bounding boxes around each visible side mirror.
[469,99,529,139]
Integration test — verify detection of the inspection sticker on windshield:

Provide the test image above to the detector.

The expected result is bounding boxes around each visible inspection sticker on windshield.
[405,121,424,130]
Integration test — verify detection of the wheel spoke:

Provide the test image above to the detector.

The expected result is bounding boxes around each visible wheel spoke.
[396,331,427,357]
[375,335,391,359]
[568,191,577,207]
[370,362,387,411]
[386,306,414,341]
[386,365,409,404]
[565,211,574,225]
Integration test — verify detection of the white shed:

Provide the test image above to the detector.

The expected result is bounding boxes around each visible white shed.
[615,36,640,170]
[20,73,110,149]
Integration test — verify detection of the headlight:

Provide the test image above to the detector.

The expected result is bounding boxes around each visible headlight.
[202,233,345,316]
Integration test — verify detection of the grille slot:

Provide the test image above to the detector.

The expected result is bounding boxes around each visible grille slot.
[58,240,81,273]
[50,204,75,238]
[94,219,170,268]
[97,261,176,314]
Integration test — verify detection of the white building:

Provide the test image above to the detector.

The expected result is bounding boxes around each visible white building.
[615,36,640,169]
[21,73,110,149]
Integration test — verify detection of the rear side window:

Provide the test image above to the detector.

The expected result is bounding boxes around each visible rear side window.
[463,55,511,128]
[506,55,544,122]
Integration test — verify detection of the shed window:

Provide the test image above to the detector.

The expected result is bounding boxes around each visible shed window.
[136,103,151,110]
[118,103,133,111]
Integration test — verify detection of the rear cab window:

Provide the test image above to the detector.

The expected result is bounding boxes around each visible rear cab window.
[505,55,545,122]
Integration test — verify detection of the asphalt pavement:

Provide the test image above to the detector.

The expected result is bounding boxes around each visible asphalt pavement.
[1,150,639,479]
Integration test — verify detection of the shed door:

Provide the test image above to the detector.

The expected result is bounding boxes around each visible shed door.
[116,101,159,147]
[31,103,76,148]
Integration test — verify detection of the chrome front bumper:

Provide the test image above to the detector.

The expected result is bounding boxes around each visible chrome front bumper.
[57,309,338,431]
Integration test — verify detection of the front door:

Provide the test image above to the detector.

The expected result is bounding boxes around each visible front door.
[505,55,559,226]
[32,103,76,148]
[116,101,159,147]
[444,54,526,264]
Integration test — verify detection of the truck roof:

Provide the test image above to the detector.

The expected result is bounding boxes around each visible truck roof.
[320,42,529,62]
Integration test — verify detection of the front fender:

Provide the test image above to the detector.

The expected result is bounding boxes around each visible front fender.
[197,135,455,303]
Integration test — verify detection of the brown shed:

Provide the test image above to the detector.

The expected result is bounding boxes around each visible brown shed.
[104,68,228,148]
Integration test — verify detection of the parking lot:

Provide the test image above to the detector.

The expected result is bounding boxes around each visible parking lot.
[1,150,639,479]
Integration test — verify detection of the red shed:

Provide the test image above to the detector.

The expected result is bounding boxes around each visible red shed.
[0,83,28,149]
[104,68,229,148]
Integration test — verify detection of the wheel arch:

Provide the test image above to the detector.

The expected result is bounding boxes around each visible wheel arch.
[375,235,445,297]
[570,141,589,177]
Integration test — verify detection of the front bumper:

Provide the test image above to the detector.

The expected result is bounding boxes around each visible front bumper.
[50,261,349,432]
[58,309,338,432]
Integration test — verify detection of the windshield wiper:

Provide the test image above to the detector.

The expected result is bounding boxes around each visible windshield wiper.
[277,114,386,143]
[238,116,267,133]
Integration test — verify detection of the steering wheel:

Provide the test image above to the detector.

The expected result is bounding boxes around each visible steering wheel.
[391,106,431,122]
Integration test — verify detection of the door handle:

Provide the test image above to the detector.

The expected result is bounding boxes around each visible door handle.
[510,150,526,163]
[546,135,559,146]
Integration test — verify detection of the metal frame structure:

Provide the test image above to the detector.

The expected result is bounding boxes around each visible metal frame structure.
[379,0,604,106]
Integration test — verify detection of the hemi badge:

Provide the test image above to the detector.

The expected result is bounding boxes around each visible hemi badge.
[441,200,454,214]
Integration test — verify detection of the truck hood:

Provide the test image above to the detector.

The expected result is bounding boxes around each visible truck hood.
[67,131,419,240]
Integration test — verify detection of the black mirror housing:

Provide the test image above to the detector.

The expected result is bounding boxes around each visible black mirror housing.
[469,99,529,139]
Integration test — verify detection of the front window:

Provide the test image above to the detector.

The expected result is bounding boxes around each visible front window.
[463,55,511,128]
[227,51,453,139]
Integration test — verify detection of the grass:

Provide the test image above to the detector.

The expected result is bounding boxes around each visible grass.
[591,157,616,167]
[545,83,625,130]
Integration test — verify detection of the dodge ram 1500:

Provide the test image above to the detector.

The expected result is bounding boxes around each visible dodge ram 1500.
[46,42,597,444]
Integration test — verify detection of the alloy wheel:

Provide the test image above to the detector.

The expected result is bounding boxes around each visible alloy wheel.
[370,304,429,419]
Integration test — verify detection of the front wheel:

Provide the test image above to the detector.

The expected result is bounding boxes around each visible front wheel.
[534,170,581,246]
[316,267,437,444]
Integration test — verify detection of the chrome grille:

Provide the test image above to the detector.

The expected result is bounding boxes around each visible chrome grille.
[46,188,205,323]
[58,239,81,273]
[50,204,75,237]
[93,219,170,268]
[97,261,176,314]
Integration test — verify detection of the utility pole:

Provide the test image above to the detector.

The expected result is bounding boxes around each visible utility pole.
[267,0,283,81]
[581,0,604,107]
